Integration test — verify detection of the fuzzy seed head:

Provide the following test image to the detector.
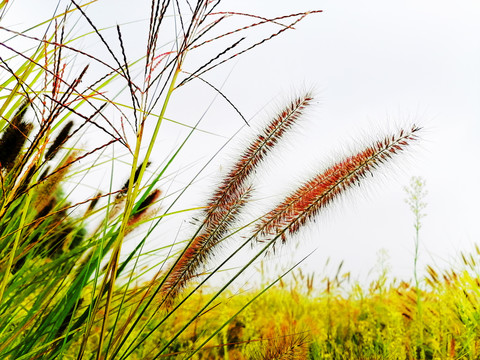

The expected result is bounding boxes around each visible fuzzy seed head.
[205,93,312,228]
[161,184,252,306]
[254,125,421,247]
[0,121,33,173]
[45,121,74,161]
[127,188,162,227]
[117,161,151,199]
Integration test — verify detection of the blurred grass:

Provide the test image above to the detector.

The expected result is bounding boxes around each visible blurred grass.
[81,254,480,360]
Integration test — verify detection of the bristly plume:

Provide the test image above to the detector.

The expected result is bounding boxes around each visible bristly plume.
[0,101,33,173]
[85,192,102,215]
[160,94,311,305]
[34,197,57,225]
[34,153,77,212]
[161,184,252,306]
[253,125,421,247]
[45,121,74,161]
[10,100,30,127]
[39,166,51,182]
[204,93,312,228]
[253,329,311,360]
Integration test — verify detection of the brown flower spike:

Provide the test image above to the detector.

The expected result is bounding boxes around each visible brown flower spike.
[254,125,421,246]
[0,101,33,173]
[160,94,312,303]
[161,185,252,305]
[204,93,313,229]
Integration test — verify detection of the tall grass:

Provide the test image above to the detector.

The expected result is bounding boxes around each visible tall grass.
[69,246,480,359]
[0,1,420,359]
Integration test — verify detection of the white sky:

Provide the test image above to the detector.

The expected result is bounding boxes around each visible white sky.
[2,0,480,288]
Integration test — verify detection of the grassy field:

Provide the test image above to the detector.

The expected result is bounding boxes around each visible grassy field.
[1,1,476,359]
[65,252,480,359]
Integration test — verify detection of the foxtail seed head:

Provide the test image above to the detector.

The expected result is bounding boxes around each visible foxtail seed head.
[204,93,312,228]
[253,125,421,247]
[127,189,162,228]
[160,94,312,305]
[45,121,74,161]
[117,161,151,199]
[161,184,252,306]
[0,101,33,173]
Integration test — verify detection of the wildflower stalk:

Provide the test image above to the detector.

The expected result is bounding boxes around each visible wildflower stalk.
[404,176,428,359]
[404,176,427,291]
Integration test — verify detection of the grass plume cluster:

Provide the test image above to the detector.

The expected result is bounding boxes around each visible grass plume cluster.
[0,1,429,359]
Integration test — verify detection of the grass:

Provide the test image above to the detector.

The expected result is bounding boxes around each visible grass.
[3,1,474,359]
[56,250,480,359]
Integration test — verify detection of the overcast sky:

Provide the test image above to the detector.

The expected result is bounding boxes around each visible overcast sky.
[3,0,480,288]
[226,0,480,285]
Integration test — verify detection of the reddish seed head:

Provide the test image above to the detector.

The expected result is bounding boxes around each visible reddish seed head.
[161,184,252,306]
[205,93,312,228]
[254,125,421,247]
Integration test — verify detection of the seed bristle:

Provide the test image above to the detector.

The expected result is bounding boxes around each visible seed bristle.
[161,185,252,306]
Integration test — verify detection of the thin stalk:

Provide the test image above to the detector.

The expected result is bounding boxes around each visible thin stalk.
[404,176,427,360]
[117,221,257,360]
[152,237,279,358]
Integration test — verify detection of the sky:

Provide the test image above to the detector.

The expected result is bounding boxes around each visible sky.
[2,0,480,288]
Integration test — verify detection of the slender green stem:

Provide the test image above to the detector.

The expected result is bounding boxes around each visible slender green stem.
[0,190,33,304]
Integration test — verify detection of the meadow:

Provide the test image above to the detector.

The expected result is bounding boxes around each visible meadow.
[91,253,480,360]
[0,1,477,359]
